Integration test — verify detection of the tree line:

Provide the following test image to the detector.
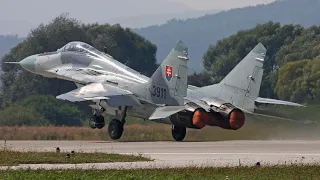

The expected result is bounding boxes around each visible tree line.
[197,21,320,104]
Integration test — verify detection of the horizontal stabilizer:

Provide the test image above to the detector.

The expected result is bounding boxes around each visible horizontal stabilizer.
[255,97,305,107]
[149,106,186,120]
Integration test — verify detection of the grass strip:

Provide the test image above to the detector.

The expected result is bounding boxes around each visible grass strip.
[0,150,151,166]
[1,165,320,179]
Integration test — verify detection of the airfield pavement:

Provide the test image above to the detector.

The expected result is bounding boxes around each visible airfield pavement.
[0,140,320,170]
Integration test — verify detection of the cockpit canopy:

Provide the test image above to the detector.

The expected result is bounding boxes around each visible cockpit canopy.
[58,41,103,55]
[57,41,142,75]
[57,41,117,60]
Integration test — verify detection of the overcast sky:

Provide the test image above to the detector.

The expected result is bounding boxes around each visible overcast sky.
[171,0,275,10]
[1,0,275,36]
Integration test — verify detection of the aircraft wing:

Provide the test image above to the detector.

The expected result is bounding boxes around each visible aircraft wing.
[56,82,141,107]
[255,97,305,107]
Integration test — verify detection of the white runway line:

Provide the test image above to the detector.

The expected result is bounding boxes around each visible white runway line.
[121,152,320,156]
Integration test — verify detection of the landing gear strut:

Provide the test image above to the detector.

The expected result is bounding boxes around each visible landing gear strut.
[108,106,127,140]
[171,125,186,141]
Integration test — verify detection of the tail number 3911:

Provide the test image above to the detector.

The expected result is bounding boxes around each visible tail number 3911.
[152,86,167,99]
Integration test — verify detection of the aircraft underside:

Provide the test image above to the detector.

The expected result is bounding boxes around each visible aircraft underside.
[88,102,176,140]
[88,98,247,141]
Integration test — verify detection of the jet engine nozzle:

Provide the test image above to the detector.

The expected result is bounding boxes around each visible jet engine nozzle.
[191,108,245,130]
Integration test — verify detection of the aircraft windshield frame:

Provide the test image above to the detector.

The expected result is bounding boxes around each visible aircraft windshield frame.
[61,41,102,55]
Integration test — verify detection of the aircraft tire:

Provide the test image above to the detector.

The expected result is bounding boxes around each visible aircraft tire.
[95,115,105,129]
[171,125,186,142]
[108,119,123,140]
[89,116,97,129]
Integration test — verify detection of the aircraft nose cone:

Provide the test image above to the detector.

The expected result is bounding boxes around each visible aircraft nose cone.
[20,55,36,72]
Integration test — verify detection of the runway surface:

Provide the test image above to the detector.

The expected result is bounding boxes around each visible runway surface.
[1,140,320,170]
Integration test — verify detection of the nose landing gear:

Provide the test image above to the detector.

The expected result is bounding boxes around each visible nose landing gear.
[89,114,105,129]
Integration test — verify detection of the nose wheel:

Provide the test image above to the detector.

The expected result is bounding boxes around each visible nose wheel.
[172,125,186,141]
[89,114,105,129]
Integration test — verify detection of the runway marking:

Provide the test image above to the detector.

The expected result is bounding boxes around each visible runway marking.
[120,153,320,156]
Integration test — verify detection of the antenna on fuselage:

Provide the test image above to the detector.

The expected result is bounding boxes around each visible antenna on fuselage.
[103,46,108,53]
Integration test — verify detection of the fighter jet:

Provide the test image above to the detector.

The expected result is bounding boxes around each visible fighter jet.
[5,41,303,141]
[6,41,190,140]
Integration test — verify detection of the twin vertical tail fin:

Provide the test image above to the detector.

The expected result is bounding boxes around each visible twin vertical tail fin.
[147,40,189,106]
[197,43,267,113]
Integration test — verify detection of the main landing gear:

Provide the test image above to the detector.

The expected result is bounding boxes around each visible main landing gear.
[171,125,186,142]
[89,106,128,140]
[108,106,127,140]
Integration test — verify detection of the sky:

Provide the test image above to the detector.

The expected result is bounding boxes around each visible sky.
[0,0,275,36]
[171,0,275,10]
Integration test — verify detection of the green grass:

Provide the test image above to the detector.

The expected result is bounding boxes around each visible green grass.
[1,165,320,179]
[0,150,151,166]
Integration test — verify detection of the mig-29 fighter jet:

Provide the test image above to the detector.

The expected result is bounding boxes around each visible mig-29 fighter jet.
[6,41,303,141]
[6,40,190,140]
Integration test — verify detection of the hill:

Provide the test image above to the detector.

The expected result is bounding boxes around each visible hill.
[0,35,24,59]
[111,9,221,29]
[135,0,320,72]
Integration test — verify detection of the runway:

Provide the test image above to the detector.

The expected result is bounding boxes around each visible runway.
[1,140,320,170]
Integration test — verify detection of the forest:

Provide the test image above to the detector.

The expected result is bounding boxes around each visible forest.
[196,21,320,104]
[0,14,319,126]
